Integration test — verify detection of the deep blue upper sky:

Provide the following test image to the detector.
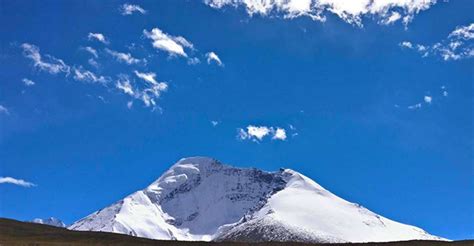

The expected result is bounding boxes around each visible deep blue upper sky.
[0,0,472,240]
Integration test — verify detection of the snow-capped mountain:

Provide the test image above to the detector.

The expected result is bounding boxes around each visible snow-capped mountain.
[69,157,444,243]
[29,217,66,228]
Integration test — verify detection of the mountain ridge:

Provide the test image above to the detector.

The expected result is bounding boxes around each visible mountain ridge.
[29,217,66,228]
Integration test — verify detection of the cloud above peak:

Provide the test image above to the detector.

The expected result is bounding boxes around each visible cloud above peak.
[204,0,437,26]
[239,125,272,141]
[237,125,288,142]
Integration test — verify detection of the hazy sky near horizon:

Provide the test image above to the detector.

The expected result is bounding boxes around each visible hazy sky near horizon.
[0,0,473,240]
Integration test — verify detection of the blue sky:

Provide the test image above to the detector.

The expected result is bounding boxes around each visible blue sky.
[0,0,473,240]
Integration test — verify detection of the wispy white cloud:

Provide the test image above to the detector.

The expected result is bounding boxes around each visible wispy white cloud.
[206,52,223,66]
[205,0,323,21]
[407,103,422,110]
[0,105,9,115]
[20,43,161,110]
[143,27,193,57]
[143,27,219,67]
[21,43,70,75]
[288,124,295,130]
[22,78,35,86]
[133,71,168,108]
[401,86,451,110]
[120,3,146,15]
[88,33,109,44]
[72,66,109,84]
[288,124,299,137]
[381,11,402,25]
[21,44,107,82]
[82,46,98,58]
[407,95,433,110]
[204,0,437,26]
[127,101,133,109]
[442,87,448,97]
[401,23,474,61]
[116,75,136,96]
[97,95,107,103]
[173,36,194,50]
[400,41,413,49]
[449,23,474,40]
[134,71,160,85]
[0,177,36,187]
[187,57,201,65]
[105,48,143,65]
[237,125,288,142]
[88,58,99,68]
[116,74,166,109]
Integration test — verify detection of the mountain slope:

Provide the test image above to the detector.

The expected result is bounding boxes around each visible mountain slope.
[69,157,444,242]
[216,170,442,242]
[29,217,66,228]
[3,218,471,246]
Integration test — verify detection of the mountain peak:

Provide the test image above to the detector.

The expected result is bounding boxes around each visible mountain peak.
[176,156,219,166]
[69,157,444,243]
[146,156,224,193]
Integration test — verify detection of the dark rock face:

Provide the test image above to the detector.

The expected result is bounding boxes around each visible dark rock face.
[215,217,342,243]
[156,159,290,235]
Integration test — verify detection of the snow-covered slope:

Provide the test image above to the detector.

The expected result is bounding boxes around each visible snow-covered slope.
[29,217,66,228]
[216,169,444,242]
[69,157,444,242]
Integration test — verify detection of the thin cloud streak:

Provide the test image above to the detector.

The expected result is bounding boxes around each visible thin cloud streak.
[143,27,193,57]
[0,177,36,187]
[120,3,146,15]
[400,23,474,61]
[21,43,70,75]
